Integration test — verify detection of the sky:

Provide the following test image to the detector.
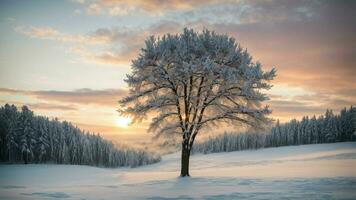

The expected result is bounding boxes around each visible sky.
[0,0,355,147]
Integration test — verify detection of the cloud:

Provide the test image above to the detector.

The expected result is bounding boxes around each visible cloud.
[76,0,323,21]
[0,88,128,107]
[195,1,356,105]
[0,88,21,94]
[270,101,326,115]
[30,88,127,107]
[16,23,174,66]
[67,20,183,65]
[71,0,86,3]
[27,103,78,111]
[179,0,322,25]
[15,26,113,45]
[16,25,135,66]
[267,88,356,122]
[268,99,327,122]
[0,99,77,112]
[108,5,132,16]
[65,0,355,71]
[79,0,222,16]
[86,3,102,15]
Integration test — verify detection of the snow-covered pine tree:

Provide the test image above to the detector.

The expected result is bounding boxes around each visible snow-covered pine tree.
[119,28,275,176]
[0,104,18,162]
[310,115,318,144]
[0,104,161,167]
[15,106,36,164]
[325,109,337,142]
[35,117,50,162]
[192,106,355,154]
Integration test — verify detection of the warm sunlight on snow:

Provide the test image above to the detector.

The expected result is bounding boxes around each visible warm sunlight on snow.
[116,116,132,128]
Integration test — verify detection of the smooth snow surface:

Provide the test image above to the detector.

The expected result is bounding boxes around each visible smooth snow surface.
[1,142,356,199]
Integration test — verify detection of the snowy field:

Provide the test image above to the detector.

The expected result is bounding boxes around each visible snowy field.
[1,142,356,200]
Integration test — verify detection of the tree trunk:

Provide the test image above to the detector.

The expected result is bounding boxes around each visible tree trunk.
[23,151,28,164]
[180,138,190,177]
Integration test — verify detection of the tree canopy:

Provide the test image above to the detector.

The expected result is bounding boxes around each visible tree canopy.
[119,28,275,176]
[120,28,275,137]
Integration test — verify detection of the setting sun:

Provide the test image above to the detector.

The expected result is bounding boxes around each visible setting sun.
[116,116,132,128]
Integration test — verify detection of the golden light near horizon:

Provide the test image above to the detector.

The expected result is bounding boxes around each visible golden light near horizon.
[116,116,132,128]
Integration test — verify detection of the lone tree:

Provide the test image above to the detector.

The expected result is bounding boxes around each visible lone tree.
[119,28,275,177]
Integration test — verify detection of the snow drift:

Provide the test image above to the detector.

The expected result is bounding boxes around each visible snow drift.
[1,142,356,199]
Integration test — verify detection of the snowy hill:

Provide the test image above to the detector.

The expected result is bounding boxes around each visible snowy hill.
[1,142,356,199]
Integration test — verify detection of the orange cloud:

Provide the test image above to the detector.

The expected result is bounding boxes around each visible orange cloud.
[0,88,127,107]
[27,103,78,111]
[16,26,114,45]
[0,99,77,111]
[83,0,223,16]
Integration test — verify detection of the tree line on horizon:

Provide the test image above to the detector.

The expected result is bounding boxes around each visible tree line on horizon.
[192,106,356,154]
[0,104,161,167]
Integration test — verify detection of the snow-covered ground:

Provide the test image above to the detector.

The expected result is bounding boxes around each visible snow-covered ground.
[1,142,356,199]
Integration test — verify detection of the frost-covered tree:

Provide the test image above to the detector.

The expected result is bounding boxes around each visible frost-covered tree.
[35,117,50,162]
[324,109,337,142]
[0,104,18,161]
[119,28,275,176]
[16,106,35,164]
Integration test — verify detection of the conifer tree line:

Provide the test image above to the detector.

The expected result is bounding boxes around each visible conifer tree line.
[0,104,161,167]
[192,106,356,154]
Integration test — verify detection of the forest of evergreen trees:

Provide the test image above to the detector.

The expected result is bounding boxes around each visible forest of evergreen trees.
[2,103,355,165]
[0,104,161,167]
[192,106,356,154]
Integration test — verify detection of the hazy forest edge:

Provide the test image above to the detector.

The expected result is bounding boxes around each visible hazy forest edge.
[0,104,161,167]
[1,103,355,168]
[193,106,356,154]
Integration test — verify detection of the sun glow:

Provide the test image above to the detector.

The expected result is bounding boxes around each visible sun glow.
[116,116,132,128]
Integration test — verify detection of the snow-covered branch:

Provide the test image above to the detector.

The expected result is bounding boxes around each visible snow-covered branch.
[119,28,275,153]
